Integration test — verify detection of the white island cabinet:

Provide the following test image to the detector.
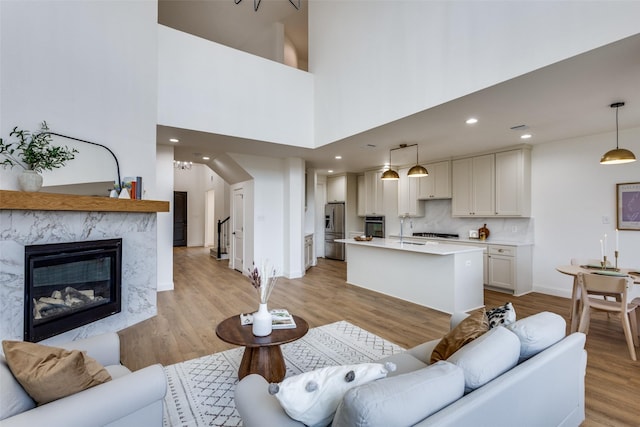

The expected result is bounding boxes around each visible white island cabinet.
[335,239,484,314]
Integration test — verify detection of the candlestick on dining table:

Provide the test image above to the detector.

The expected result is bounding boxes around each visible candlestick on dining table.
[614,250,619,270]
[604,233,607,259]
[616,229,619,251]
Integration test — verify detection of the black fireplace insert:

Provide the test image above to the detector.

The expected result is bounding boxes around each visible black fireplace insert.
[24,238,122,342]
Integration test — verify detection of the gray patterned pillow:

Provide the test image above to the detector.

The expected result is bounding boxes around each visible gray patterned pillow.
[486,302,516,328]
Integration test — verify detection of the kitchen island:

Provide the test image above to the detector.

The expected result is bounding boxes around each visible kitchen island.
[335,238,484,314]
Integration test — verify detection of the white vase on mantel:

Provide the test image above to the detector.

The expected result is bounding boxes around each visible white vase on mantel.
[18,170,43,192]
[252,303,272,337]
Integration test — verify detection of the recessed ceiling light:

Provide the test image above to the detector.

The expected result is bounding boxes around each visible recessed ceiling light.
[328,170,334,173]
[520,134,532,139]
[335,155,342,160]
[169,138,179,143]
[465,118,478,125]
[202,156,210,160]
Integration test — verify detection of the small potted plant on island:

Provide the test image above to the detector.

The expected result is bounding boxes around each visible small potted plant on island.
[0,121,78,192]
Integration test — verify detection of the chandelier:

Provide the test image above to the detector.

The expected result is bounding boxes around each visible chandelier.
[234,0,300,12]
[174,160,193,170]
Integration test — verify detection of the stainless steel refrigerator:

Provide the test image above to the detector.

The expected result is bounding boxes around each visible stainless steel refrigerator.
[324,202,345,260]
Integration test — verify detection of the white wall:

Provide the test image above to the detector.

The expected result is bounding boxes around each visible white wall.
[0,1,158,198]
[156,145,175,291]
[229,153,307,278]
[157,25,314,148]
[310,1,640,146]
[531,127,640,300]
[284,157,305,278]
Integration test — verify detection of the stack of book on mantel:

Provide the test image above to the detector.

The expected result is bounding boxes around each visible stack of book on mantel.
[240,308,296,329]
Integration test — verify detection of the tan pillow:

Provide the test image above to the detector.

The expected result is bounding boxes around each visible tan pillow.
[2,340,111,405]
[429,309,489,364]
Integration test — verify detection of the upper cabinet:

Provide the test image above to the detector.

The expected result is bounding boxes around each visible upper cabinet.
[363,170,385,215]
[357,174,365,217]
[398,167,424,217]
[495,149,531,217]
[418,160,451,199]
[452,147,531,217]
[327,175,346,202]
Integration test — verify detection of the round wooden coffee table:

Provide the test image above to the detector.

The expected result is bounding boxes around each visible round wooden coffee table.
[215,314,309,383]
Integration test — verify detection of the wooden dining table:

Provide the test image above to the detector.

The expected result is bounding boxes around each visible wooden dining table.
[556,264,640,333]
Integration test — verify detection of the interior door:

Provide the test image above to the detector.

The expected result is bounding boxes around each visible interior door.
[173,191,187,247]
[232,189,244,272]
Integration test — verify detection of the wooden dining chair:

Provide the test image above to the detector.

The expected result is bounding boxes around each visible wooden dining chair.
[569,259,619,325]
[577,272,639,361]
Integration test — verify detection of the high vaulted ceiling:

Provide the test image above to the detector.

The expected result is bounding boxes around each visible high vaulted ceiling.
[158,1,640,176]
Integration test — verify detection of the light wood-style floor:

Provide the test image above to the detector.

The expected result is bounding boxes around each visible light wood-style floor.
[119,247,640,426]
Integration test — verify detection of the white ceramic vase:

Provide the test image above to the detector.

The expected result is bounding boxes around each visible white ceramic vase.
[18,170,43,192]
[252,303,272,337]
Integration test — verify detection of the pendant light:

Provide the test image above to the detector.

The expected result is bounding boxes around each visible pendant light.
[407,144,429,177]
[600,102,636,164]
[381,148,399,180]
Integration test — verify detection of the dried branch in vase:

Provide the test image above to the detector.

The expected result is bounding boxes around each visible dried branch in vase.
[247,260,279,304]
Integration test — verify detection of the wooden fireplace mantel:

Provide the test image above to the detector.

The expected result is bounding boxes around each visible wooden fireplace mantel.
[0,190,169,213]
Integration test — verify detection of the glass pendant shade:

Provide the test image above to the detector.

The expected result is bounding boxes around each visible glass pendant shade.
[381,169,399,180]
[600,102,636,165]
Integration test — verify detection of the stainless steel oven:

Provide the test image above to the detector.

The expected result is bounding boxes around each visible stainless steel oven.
[364,216,385,238]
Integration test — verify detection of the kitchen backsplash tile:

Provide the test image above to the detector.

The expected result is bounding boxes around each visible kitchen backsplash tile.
[404,200,534,243]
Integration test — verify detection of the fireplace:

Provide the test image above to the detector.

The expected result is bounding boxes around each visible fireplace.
[24,239,122,342]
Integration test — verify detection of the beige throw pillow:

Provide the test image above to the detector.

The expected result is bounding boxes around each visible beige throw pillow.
[2,340,111,405]
[429,309,489,364]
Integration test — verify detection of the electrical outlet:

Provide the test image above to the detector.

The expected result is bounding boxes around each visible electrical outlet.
[602,215,610,224]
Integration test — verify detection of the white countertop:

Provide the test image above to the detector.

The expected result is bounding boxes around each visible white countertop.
[387,234,534,247]
[335,238,485,255]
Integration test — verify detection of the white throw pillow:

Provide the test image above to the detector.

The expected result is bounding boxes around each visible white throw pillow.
[269,362,393,427]
[447,326,520,393]
[506,311,566,361]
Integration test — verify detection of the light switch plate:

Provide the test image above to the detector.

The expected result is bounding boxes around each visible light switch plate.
[469,230,479,238]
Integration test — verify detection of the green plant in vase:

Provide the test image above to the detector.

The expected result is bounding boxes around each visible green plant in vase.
[0,121,78,191]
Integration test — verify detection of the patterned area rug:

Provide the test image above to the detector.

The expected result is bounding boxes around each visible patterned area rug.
[162,320,404,427]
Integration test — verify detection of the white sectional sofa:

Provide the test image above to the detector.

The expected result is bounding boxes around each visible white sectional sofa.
[235,312,587,427]
[0,332,167,427]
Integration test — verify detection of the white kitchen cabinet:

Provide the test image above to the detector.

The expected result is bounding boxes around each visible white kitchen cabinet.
[357,174,365,217]
[397,167,424,217]
[304,234,314,270]
[364,170,384,215]
[495,149,531,216]
[418,160,451,199]
[487,244,532,295]
[452,148,531,217]
[327,175,346,202]
[452,154,495,216]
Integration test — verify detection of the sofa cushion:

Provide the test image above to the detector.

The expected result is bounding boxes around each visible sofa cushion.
[486,302,516,328]
[430,309,489,364]
[269,362,391,427]
[506,311,566,361]
[332,361,464,427]
[1,340,111,405]
[0,356,36,420]
[447,326,520,393]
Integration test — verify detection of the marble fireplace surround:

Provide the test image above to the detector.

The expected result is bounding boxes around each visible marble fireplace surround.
[0,190,169,345]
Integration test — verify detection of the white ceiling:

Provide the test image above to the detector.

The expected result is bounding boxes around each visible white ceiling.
[158,1,640,176]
